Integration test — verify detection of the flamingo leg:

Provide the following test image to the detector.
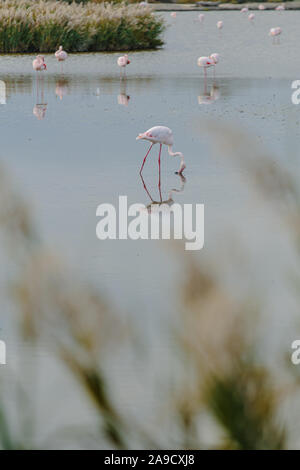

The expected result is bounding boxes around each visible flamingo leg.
[36,72,39,102]
[139,143,154,174]
[158,144,162,202]
[41,74,45,104]
[140,173,154,202]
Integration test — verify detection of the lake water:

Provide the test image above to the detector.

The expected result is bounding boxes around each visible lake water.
[1,11,300,448]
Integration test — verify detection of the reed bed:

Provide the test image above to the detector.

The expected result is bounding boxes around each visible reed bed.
[0,0,164,53]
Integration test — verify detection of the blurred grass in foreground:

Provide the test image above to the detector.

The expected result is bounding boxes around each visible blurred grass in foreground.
[0,123,300,449]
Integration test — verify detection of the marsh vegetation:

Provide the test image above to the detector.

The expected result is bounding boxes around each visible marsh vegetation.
[0,0,164,53]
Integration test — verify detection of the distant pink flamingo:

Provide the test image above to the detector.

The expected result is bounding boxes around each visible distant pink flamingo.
[32,55,47,98]
[269,26,282,43]
[258,4,265,10]
[217,20,223,30]
[276,4,285,10]
[198,13,204,22]
[137,126,186,175]
[117,54,130,78]
[170,12,177,18]
[248,13,255,21]
[241,7,248,12]
[269,26,282,36]
[33,56,47,119]
[55,45,68,62]
[32,55,47,72]
[197,53,219,79]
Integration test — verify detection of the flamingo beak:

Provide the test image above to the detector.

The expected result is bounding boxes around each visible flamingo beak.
[136,134,142,140]
[127,60,130,64]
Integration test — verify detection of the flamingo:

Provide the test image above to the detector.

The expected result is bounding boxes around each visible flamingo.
[269,26,282,36]
[210,53,219,65]
[32,55,47,72]
[55,45,67,62]
[258,4,265,9]
[198,13,204,22]
[170,12,177,18]
[136,126,186,176]
[269,26,282,43]
[217,20,223,30]
[197,54,219,79]
[117,54,130,78]
[241,7,248,12]
[248,13,255,21]
[276,4,285,10]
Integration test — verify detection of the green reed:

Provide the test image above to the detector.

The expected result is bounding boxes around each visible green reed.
[0,0,164,53]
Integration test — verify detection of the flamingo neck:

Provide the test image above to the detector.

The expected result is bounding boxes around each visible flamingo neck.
[167,145,185,170]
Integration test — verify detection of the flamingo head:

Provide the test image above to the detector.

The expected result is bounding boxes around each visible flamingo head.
[210,53,219,64]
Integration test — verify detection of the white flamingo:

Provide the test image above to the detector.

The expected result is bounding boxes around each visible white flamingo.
[55,46,68,62]
[117,54,130,78]
[137,126,186,175]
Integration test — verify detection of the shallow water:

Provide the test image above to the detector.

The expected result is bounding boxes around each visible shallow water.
[1,11,300,448]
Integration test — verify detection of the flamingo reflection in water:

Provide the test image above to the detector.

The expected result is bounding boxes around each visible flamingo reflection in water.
[33,103,47,120]
[118,79,130,106]
[198,82,220,105]
[33,74,47,120]
[140,171,186,215]
[0,80,6,105]
[55,78,70,100]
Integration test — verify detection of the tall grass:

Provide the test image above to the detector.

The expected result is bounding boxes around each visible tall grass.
[0,0,164,53]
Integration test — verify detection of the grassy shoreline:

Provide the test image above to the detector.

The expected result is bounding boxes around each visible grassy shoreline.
[0,0,165,53]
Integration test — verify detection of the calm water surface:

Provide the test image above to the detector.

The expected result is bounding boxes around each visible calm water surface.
[1,11,300,447]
